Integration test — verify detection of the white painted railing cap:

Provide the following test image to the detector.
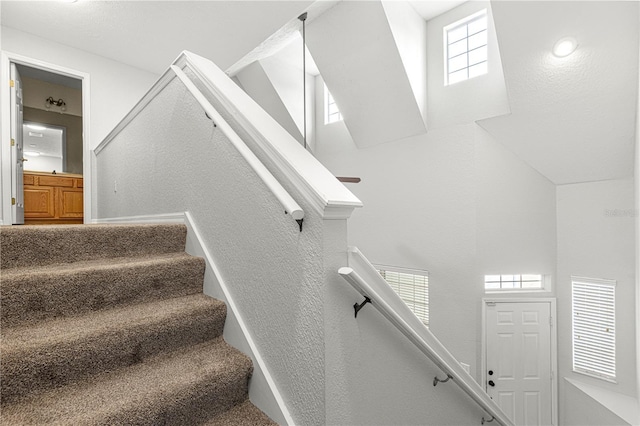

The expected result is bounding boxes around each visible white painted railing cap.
[177,51,363,220]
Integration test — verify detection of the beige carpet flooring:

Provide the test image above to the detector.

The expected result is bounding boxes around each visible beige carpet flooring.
[0,224,276,425]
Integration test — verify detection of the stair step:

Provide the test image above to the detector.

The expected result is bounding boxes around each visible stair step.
[1,294,226,405]
[0,224,188,269]
[203,400,278,425]
[1,253,205,328]
[0,337,254,426]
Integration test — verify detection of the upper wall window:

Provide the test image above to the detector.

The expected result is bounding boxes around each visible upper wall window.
[444,9,488,85]
[324,84,343,124]
[485,274,544,291]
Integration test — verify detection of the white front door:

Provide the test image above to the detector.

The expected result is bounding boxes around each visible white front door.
[485,301,553,426]
[10,63,24,224]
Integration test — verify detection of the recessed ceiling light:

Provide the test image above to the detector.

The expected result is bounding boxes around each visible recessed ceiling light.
[553,37,578,58]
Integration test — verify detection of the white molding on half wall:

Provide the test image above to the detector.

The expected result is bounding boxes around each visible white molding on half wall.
[93,211,293,426]
[93,212,186,224]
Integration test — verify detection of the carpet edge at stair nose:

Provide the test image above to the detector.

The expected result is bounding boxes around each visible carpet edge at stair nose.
[202,400,278,426]
[0,223,188,269]
[0,338,254,426]
[1,253,206,329]
[1,294,227,405]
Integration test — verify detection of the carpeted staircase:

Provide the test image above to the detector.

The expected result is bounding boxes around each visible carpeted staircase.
[0,224,276,425]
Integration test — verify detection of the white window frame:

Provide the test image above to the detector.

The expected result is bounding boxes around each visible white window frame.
[443,9,488,85]
[571,276,616,382]
[324,83,342,124]
[376,264,429,327]
[484,274,548,293]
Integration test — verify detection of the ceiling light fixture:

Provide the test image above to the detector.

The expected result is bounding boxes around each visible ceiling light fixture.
[45,96,67,112]
[553,37,578,58]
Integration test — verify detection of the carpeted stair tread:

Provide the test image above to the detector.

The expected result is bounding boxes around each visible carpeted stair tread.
[0,223,187,269]
[1,294,226,404]
[202,400,277,425]
[0,337,253,426]
[1,252,205,328]
[1,223,275,424]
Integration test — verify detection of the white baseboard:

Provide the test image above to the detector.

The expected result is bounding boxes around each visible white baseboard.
[93,212,186,224]
[183,211,293,426]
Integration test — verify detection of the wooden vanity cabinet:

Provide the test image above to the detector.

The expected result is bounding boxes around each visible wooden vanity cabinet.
[24,172,84,224]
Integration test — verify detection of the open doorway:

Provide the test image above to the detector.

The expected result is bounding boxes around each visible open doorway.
[2,53,91,225]
[18,65,84,224]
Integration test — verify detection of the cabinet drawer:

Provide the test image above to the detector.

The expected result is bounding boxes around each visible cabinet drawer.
[39,176,74,187]
[24,174,35,185]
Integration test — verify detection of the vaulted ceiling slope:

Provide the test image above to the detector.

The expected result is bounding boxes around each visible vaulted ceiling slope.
[0,1,313,74]
[479,1,639,185]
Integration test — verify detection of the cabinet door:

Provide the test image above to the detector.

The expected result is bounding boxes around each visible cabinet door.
[58,187,84,219]
[24,186,56,219]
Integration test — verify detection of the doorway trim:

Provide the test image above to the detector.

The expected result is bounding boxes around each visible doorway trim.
[1,51,92,224]
[481,297,558,426]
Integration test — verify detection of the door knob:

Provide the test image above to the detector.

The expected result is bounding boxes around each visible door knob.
[488,380,495,387]
[20,158,28,162]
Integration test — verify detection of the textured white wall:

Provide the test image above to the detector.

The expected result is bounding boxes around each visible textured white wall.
[562,379,630,426]
[306,0,427,148]
[259,50,316,151]
[96,67,508,424]
[381,0,428,124]
[314,81,557,381]
[96,78,327,424]
[636,7,640,408]
[1,27,158,149]
[21,76,82,117]
[475,125,557,284]
[556,179,637,410]
[235,61,303,145]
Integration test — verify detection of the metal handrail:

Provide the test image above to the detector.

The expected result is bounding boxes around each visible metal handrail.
[170,65,304,228]
[338,263,514,426]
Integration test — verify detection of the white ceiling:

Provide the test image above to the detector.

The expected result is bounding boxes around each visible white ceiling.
[2,0,638,184]
[1,0,313,75]
[479,1,639,184]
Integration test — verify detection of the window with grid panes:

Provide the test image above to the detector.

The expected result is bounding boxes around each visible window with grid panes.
[444,9,488,85]
[572,277,616,381]
[377,267,429,326]
[484,274,543,291]
[324,83,342,124]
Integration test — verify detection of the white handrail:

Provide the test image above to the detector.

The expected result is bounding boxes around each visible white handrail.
[170,65,304,223]
[338,258,514,426]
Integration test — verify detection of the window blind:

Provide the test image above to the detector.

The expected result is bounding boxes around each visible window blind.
[378,268,429,327]
[572,277,616,381]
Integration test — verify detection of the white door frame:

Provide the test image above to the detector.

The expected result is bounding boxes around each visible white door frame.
[1,51,92,224]
[481,297,558,426]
